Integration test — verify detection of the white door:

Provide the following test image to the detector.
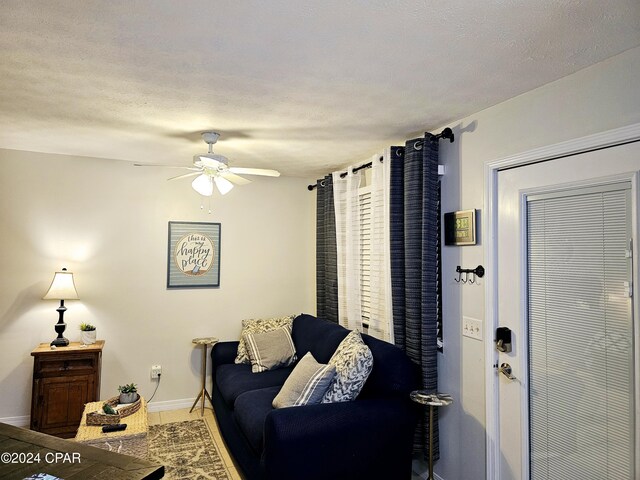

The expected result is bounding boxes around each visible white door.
[495,140,640,479]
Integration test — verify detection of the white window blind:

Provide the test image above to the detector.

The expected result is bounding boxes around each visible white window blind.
[359,186,372,328]
[527,183,635,479]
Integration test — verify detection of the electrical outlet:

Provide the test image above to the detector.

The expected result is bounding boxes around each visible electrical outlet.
[151,365,162,379]
[462,316,483,341]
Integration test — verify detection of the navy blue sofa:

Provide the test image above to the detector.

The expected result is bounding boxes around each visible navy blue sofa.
[211,313,420,480]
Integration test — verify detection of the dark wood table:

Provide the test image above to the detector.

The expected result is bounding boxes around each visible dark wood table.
[0,423,163,479]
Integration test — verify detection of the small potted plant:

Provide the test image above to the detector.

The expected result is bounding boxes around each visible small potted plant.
[79,323,97,345]
[118,383,138,404]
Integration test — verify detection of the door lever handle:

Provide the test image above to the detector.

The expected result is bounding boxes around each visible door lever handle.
[498,363,517,380]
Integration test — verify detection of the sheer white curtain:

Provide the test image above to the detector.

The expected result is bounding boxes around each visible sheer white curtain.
[332,152,394,342]
[332,168,363,332]
[367,150,393,342]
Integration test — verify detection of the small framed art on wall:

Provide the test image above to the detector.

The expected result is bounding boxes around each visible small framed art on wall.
[167,221,221,288]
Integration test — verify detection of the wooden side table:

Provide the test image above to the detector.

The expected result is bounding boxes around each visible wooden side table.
[31,341,104,438]
[410,391,453,480]
[190,337,218,416]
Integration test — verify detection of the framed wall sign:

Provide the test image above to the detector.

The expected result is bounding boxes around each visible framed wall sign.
[444,209,477,246]
[167,221,221,288]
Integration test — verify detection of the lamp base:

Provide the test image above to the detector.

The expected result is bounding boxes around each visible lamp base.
[51,336,70,347]
[51,301,69,347]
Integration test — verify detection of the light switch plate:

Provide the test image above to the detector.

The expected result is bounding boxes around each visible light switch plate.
[462,316,483,341]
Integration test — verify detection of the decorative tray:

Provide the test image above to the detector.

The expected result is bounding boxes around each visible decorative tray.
[85,395,141,426]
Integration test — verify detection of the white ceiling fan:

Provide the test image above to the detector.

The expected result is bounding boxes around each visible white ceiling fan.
[135,131,280,196]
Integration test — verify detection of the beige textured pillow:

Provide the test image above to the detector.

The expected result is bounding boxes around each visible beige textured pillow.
[234,315,295,364]
[244,327,297,373]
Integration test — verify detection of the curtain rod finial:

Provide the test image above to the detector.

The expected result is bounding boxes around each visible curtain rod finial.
[440,127,454,143]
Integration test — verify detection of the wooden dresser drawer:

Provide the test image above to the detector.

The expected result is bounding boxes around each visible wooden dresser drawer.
[35,355,97,376]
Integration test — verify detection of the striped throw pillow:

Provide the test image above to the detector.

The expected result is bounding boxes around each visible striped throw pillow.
[244,326,297,373]
[273,352,336,408]
[235,315,295,364]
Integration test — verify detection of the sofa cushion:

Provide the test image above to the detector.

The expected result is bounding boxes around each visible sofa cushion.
[216,363,293,408]
[272,352,336,408]
[235,315,295,364]
[322,330,374,403]
[292,314,349,363]
[234,386,280,454]
[244,327,297,373]
[358,334,420,399]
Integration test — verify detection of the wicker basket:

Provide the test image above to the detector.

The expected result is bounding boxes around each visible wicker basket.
[76,397,148,458]
[85,395,142,426]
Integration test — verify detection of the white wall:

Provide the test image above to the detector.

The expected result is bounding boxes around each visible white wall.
[2,44,639,479]
[0,149,315,420]
[436,46,640,480]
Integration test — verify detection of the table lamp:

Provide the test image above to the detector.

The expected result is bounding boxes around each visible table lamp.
[43,268,79,346]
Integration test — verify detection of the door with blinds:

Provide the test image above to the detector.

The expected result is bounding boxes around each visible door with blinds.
[495,140,640,480]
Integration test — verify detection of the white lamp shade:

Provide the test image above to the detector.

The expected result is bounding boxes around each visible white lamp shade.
[192,174,214,196]
[43,269,79,300]
[214,176,234,195]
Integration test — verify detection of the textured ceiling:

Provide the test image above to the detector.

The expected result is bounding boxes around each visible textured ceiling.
[1,1,639,177]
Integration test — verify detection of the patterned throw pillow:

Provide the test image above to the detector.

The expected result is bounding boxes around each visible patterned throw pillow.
[322,330,374,403]
[234,315,295,364]
[244,327,297,373]
[272,352,336,408]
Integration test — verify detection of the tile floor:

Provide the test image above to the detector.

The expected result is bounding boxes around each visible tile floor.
[147,406,242,480]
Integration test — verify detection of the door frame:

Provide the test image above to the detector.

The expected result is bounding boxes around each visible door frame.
[483,122,640,479]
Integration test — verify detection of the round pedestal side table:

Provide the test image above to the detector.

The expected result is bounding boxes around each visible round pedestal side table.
[410,391,453,480]
[190,337,219,416]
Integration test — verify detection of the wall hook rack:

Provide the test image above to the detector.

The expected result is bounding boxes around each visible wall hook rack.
[455,265,485,284]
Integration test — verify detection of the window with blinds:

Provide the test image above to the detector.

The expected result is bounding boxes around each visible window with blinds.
[359,185,372,329]
[527,183,635,479]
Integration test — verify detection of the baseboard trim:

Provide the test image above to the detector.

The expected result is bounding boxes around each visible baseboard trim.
[0,415,30,427]
[146,397,196,413]
[0,398,198,427]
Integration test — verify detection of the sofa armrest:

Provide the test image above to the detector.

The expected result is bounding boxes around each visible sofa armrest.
[211,341,239,367]
[262,398,418,480]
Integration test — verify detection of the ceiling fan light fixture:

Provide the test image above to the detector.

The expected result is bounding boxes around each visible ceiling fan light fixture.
[214,176,234,195]
[194,153,229,167]
[192,174,214,196]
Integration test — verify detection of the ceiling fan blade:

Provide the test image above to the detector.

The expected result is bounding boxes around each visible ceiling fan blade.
[192,174,214,196]
[214,176,234,195]
[220,171,252,185]
[134,163,200,170]
[167,172,200,181]
[229,167,280,177]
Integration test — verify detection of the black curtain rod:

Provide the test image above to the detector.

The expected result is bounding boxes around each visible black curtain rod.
[308,127,454,190]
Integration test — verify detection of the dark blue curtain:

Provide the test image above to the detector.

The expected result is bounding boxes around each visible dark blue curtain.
[390,136,441,458]
[315,175,339,324]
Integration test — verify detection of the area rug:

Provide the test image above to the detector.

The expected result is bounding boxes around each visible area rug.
[148,419,231,480]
